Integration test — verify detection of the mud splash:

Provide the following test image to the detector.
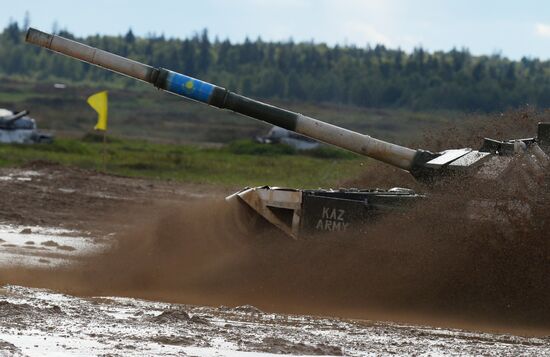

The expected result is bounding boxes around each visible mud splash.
[1,110,549,333]
[4,192,548,332]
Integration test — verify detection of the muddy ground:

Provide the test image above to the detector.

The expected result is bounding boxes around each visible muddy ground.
[1,285,548,356]
[0,161,229,234]
[0,163,549,356]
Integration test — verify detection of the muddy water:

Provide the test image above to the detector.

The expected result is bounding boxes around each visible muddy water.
[2,285,547,356]
[0,225,106,267]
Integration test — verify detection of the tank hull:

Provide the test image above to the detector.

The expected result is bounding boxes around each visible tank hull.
[228,187,423,238]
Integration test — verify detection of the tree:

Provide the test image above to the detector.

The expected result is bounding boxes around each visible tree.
[22,11,30,30]
[0,22,548,112]
[472,61,485,82]
[124,29,135,44]
[198,29,211,73]
[181,39,196,75]
[5,21,21,44]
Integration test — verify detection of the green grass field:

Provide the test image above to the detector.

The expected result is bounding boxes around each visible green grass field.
[0,136,366,188]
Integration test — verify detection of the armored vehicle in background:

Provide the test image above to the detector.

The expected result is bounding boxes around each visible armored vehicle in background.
[25,28,550,238]
[0,108,53,144]
[255,126,321,151]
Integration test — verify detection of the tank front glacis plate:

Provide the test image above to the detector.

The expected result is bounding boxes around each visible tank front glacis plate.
[300,189,423,236]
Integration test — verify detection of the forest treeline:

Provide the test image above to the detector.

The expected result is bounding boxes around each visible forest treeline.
[1,20,550,111]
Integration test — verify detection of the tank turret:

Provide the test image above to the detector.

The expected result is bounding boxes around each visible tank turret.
[0,108,54,144]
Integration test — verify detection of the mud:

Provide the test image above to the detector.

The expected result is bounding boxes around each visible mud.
[2,285,545,356]
[0,110,549,354]
[0,340,21,356]
[254,337,344,355]
[337,110,550,328]
[0,160,228,235]
[2,187,548,334]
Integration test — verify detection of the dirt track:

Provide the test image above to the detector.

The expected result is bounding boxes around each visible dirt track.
[0,163,549,355]
[0,161,229,233]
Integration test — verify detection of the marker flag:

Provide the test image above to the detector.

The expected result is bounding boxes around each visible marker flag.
[87,91,108,131]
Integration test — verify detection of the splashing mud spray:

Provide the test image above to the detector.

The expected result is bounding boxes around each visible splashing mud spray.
[1,111,549,332]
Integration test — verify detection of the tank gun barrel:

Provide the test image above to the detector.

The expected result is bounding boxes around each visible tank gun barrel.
[26,28,422,170]
[2,110,29,123]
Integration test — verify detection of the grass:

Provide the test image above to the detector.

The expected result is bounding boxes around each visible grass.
[0,136,366,188]
[0,77,463,145]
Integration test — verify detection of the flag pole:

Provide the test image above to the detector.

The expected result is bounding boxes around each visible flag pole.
[87,90,109,173]
[102,130,107,172]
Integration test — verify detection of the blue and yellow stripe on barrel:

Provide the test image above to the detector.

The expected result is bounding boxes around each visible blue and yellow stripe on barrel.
[165,71,215,103]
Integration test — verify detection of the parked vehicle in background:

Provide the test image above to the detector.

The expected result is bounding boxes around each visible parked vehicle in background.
[255,126,320,150]
[0,108,54,144]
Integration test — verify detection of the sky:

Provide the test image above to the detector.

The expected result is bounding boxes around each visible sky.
[4,0,550,60]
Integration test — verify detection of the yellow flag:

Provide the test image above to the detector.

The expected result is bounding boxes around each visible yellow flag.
[87,91,108,131]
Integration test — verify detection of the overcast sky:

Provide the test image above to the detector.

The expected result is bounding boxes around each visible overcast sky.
[5,0,550,60]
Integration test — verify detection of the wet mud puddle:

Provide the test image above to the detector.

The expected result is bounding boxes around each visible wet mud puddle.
[0,224,109,268]
[0,285,548,356]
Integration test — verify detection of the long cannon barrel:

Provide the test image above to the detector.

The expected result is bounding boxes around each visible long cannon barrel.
[2,110,29,123]
[26,28,424,171]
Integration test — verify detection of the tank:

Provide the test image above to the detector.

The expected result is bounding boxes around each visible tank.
[0,108,54,144]
[255,126,320,151]
[25,28,550,238]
